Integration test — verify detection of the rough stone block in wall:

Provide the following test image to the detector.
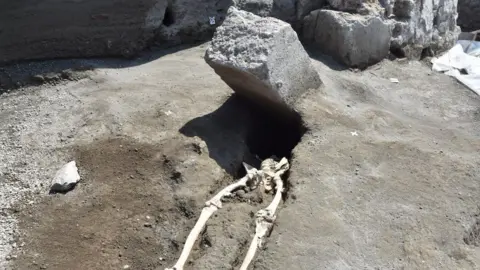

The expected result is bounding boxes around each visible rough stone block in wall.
[205,7,322,116]
[328,0,364,12]
[0,0,232,64]
[234,0,297,23]
[328,0,386,15]
[0,0,168,63]
[296,0,327,20]
[458,0,480,32]
[303,9,391,68]
[155,0,232,45]
[234,0,327,23]
[388,0,460,58]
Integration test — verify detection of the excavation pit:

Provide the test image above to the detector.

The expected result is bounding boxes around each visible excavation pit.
[232,94,307,171]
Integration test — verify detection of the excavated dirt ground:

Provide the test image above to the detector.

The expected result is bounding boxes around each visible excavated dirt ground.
[0,44,480,270]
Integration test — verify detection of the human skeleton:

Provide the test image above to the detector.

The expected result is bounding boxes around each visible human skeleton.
[166,157,290,270]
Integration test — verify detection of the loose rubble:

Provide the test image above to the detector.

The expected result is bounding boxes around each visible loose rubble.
[205,7,321,115]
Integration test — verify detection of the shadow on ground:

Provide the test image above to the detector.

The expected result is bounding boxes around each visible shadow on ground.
[0,43,202,92]
[180,95,307,176]
[179,95,254,176]
[304,45,349,71]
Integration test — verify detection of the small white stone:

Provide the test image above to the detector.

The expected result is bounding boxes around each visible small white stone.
[389,78,399,83]
[50,161,81,193]
[123,265,130,269]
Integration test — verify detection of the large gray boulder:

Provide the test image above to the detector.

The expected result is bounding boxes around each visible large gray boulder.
[388,0,460,58]
[458,0,480,32]
[205,7,321,115]
[303,10,391,68]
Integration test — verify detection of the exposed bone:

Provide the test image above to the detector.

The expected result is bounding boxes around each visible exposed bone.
[165,162,261,270]
[260,158,276,192]
[166,158,290,270]
[240,158,289,270]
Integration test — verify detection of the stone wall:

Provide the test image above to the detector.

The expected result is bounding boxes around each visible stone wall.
[388,0,460,58]
[0,0,232,64]
[0,0,462,64]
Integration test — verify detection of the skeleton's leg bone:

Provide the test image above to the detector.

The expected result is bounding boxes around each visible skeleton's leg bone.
[166,164,260,270]
[240,158,289,270]
[165,206,215,270]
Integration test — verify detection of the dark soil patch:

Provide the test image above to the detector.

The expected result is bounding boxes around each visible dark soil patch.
[12,137,212,270]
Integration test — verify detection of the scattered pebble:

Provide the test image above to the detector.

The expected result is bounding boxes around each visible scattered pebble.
[389,78,399,83]
[123,264,130,269]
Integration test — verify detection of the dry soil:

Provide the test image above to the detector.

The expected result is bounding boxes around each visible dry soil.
[0,44,479,270]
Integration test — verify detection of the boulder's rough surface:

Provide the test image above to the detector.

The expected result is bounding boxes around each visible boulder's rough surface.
[458,0,480,32]
[388,0,460,58]
[303,10,391,68]
[205,7,321,114]
[0,0,232,64]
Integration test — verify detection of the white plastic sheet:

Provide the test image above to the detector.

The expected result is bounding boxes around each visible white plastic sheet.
[431,43,480,95]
